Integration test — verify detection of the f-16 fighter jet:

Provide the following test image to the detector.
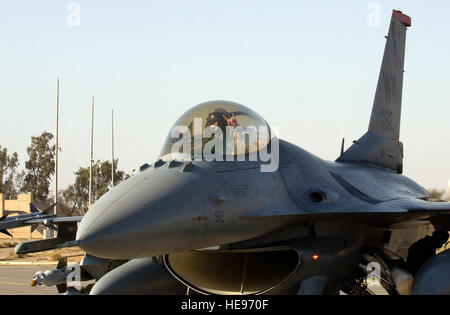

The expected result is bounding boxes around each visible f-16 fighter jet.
[13,10,450,295]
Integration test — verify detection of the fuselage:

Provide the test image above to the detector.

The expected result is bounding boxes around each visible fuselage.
[76,138,429,260]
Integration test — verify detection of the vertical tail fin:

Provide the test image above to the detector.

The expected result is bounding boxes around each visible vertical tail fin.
[337,10,411,173]
[370,10,411,140]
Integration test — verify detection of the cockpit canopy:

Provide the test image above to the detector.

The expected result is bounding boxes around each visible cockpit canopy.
[160,101,271,159]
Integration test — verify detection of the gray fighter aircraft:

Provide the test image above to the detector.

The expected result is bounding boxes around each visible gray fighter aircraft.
[0,203,79,236]
[12,10,450,295]
[0,203,57,237]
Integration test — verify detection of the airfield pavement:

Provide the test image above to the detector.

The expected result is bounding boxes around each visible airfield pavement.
[0,265,57,295]
[0,241,387,295]
[0,264,387,295]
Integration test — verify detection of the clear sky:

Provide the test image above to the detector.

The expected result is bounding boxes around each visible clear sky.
[0,0,449,193]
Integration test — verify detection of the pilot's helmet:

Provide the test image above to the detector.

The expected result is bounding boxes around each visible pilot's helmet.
[206,109,228,131]
[432,230,449,246]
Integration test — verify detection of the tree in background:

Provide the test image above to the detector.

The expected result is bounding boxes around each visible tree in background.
[0,145,19,199]
[427,189,446,201]
[442,190,450,202]
[60,159,128,215]
[21,132,55,202]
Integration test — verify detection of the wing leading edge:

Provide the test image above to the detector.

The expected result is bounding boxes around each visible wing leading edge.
[241,198,450,230]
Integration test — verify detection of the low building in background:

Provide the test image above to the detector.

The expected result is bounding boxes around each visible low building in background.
[0,193,44,240]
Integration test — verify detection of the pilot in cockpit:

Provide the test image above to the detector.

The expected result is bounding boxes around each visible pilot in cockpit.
[160,101,270,158]
[205,109,241,154]
[206,111,226,135]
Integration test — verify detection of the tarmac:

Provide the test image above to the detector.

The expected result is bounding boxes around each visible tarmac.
[0,265,57,295]
[0,263,387,295]
[0,242,84,294]
[0,241,388,295]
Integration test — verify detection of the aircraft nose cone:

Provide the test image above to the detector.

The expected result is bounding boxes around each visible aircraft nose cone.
[76,164,205,259]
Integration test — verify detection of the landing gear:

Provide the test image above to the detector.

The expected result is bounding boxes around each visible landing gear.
[341,275,376,295]
[341,250,413,295]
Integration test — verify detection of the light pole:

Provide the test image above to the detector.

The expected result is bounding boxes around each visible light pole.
[111,109,115,187]
[89,97,94,207]
[48,79,60,239]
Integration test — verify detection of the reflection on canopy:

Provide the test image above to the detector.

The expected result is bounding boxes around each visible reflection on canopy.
[160,101,271,159]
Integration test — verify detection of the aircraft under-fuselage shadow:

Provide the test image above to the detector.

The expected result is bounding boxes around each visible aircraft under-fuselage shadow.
[6,10,450,295]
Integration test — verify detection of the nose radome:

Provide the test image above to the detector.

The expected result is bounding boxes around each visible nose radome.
[76,172,146,242]
[76,197,171,258]
[76,164,206,259]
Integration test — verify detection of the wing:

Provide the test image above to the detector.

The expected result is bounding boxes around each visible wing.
[24,216,83,225]
[13,216,83,255]
[242,198,450,230]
